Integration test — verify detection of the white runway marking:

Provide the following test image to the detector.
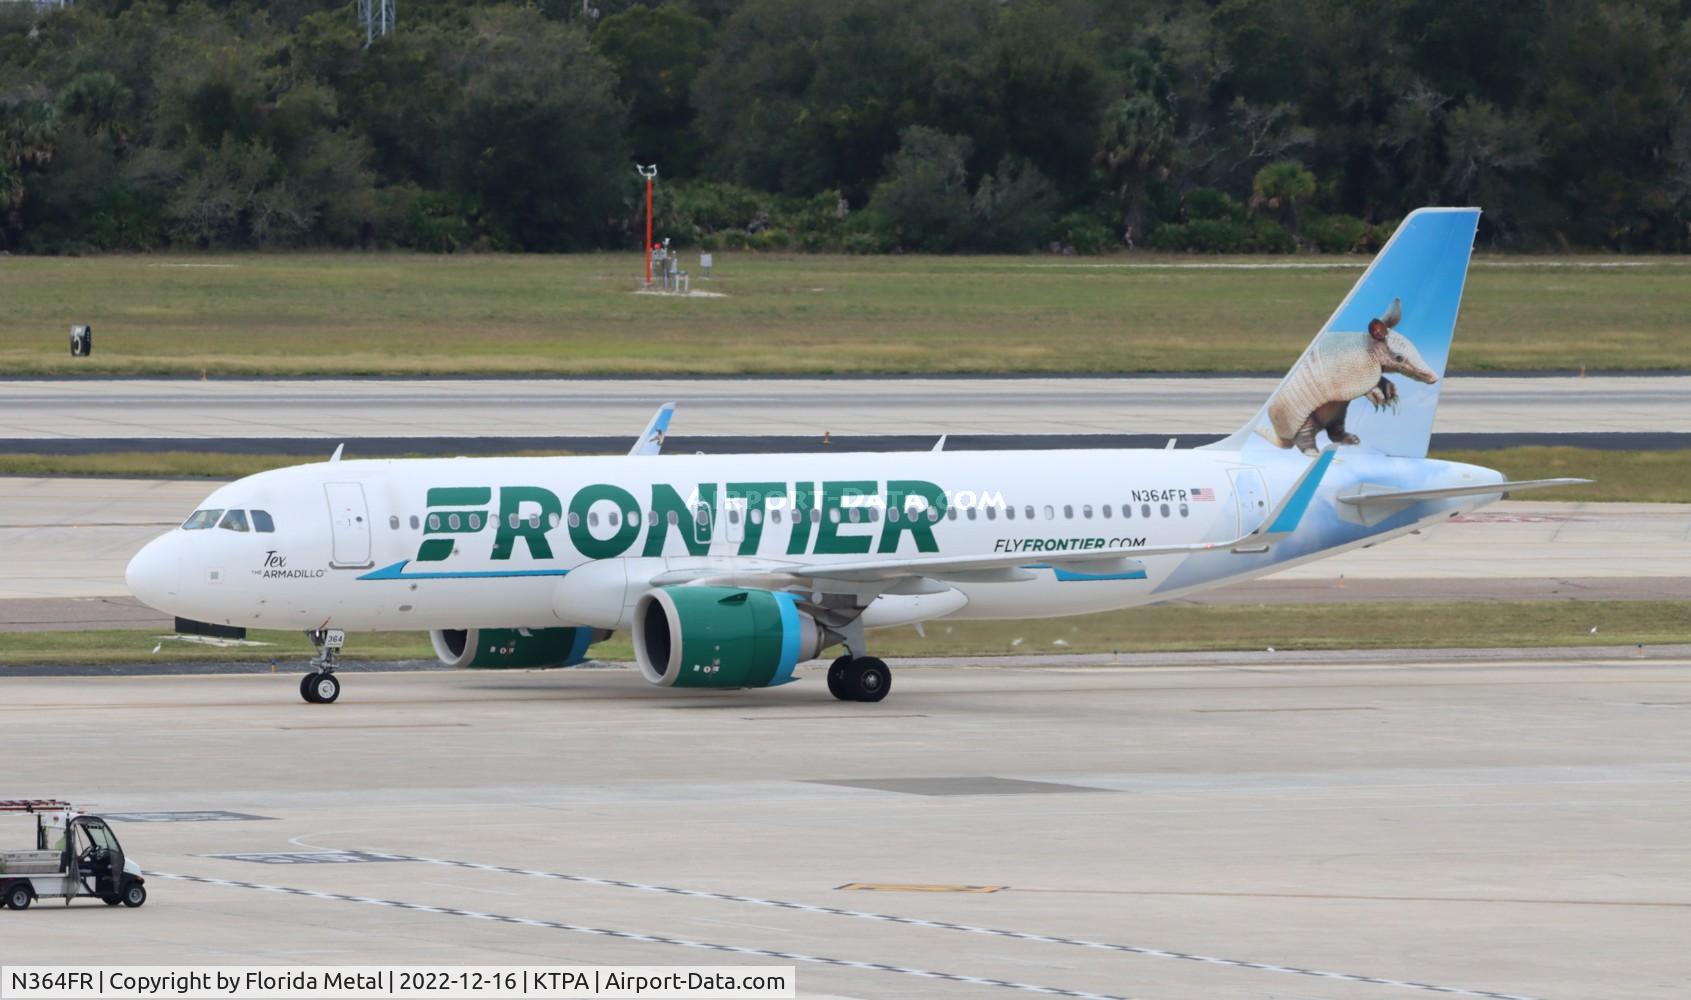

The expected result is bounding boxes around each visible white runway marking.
[335,850,1545,1000]
[144,870,1137,1000]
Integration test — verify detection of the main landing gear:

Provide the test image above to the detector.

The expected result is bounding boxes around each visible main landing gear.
[299,628,345,704]
[826,654,891,703]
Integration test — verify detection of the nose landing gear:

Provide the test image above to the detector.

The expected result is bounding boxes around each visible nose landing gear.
[299,628,345,704]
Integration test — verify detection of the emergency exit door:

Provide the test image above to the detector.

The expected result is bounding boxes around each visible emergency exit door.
[324,482,372,568]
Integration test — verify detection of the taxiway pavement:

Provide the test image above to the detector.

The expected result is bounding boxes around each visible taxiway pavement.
[1,656,1687,998]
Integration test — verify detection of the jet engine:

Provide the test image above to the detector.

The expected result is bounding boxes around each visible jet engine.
[633,587,827,689]
[430,626,606,669]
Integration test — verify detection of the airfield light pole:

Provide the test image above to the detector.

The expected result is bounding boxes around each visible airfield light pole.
[637,164,658,286]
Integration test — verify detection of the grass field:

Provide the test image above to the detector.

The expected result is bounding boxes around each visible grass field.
[3,600,1685,666]
[4,253,1690,376]
[1,446,1684,502]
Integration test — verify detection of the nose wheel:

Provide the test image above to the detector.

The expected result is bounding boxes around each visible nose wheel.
[300,628,345,704]
[826,655,891,702]
[300,671,341,704]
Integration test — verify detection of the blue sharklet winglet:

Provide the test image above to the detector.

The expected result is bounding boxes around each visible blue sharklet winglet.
[1245,446,1337,546]
[630,402,676,457]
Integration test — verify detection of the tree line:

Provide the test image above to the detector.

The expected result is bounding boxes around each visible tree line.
[2,0,1688,255]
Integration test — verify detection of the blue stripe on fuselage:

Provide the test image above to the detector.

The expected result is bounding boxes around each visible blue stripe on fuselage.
[1267,447,1336,535]
[1021,562,1149,582]
[358,560,572,581]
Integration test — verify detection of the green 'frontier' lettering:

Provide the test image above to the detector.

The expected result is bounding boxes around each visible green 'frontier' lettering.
[813,480,876,555]
[879,479,947,553]
[492,486,562,560]
[786,483,816,555]
[568,483,640,559]
[643,483,717,557]
[727,481,783,556]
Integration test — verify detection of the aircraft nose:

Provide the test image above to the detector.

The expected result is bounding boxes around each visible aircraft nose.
[125,533,180,610]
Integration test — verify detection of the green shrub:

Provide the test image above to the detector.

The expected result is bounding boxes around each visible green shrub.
[1249,217,1296,253]
[401,190,471,253]
[1303,212,1368,253]
[1361,219,1399,252]
[1058,210,1115,254]
[1148,217,1254,252]
[1183,188,1246,222]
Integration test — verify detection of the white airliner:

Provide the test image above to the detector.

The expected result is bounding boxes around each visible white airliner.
[126,208,1580,704]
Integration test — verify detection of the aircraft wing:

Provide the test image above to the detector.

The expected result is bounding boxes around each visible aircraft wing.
[629,402,676,456]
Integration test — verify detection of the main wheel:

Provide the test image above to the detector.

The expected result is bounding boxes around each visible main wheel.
[308,673,340,704]
[848,657,891,703]
[826,655,854,701]
[5,883,32,910]
[122,882,147,908]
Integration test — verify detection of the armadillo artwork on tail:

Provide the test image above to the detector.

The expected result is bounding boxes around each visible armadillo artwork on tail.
[1259,297,1438,455]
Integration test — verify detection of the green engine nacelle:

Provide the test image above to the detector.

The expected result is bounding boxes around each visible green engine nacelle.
[429,627,603,669]
[633,587,826,689]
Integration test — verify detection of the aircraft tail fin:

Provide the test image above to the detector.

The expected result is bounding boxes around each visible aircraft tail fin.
[1210,207,1480,459]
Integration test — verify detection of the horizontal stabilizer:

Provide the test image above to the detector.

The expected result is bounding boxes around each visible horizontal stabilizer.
[1337,478,1589,507]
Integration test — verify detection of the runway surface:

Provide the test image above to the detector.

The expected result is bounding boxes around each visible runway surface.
[3,656,1688,998]
[4,375,1688,440]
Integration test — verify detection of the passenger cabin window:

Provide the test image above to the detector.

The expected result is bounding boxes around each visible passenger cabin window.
[1103,505,1113,518]
[1082,504,1094,519]
[218,509,249,532]
[1024,505,1034,520]
[408,515,419,530]
[389,516,400,530]
[1043,505,1055,520]
[182,509,223,530]
[1063,504,1074,519]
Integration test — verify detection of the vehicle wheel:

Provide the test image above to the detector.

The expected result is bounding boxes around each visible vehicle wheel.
[5,883,32,910]
[103,896,122,906]
[826,655,853,701]
[122,883,146,908]
[310,673,340,704]
[849,657,891,703]
[300,673,320,703]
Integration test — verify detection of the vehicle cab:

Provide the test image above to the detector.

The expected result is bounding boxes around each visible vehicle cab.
[1,800,146,910]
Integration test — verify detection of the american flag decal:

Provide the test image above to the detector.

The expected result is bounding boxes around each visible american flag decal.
[1191,487,1216,501]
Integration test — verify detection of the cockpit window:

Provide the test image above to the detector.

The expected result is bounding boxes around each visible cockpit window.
[182,509,223,530]
[251,510,275,533]
[218,509,250,532]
